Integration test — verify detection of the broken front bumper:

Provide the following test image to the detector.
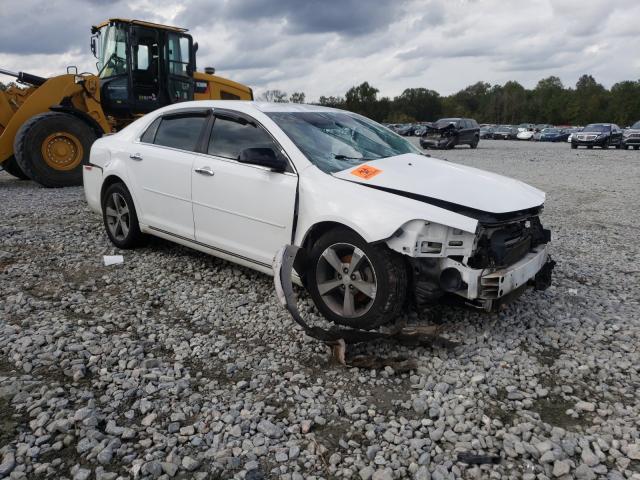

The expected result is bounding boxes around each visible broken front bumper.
[440,244,553,308]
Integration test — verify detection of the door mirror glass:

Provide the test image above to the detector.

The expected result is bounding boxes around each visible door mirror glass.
[238,148,287,172]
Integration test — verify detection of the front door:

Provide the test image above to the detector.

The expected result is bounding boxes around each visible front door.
[126,110,209,239]
[192,112,297,268]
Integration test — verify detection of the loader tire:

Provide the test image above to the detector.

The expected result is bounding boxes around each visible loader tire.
[14,112,97,188]
[1,156,29,180]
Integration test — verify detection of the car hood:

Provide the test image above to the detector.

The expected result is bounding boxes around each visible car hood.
[332,153,545,215]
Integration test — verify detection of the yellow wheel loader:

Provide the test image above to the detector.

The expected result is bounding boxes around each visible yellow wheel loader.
[0,19,253,188]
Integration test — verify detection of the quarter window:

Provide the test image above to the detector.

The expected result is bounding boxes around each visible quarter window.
[153,114,207,151]
[208,116,278,160]
[140,117,161,143]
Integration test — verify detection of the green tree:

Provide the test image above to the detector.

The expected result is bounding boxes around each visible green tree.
[531,76,568,124]
[259,89,288,103]
[344,82,383,120]
[568,75,609,124]
[608,81,640,126]
[391,88,442,121]
[289,92,305,103]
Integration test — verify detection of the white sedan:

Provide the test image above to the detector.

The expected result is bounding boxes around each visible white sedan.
[84,101,554,329]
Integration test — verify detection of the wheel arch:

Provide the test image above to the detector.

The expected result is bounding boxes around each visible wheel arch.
[101,174,129,203]
[50,104,106,138]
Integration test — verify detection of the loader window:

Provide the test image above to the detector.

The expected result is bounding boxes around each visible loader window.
[167,34,191,77]
[99,24,128,78]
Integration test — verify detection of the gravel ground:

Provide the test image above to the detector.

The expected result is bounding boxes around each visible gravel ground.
[1,140,639,480]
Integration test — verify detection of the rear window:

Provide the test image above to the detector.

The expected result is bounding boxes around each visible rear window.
[154,114,207,151]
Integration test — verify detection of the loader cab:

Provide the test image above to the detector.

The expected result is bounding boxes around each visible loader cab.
[92,19,195,117]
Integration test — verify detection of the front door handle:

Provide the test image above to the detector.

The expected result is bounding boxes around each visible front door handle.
[129,153,143,161]
[195,166,215,176]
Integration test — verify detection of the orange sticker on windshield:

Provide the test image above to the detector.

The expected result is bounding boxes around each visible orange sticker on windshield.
[351,164,382,180]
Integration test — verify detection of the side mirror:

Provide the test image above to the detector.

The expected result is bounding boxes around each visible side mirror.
[90,36,98,58]
[238,147,287,172]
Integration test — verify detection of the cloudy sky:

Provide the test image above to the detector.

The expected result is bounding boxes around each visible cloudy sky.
[1,0,638,100]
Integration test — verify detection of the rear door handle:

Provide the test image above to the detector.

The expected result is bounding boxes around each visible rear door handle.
[129,153,143,161]
[194,166,215,176]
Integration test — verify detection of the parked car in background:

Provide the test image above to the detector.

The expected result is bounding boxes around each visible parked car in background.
[420,118,480,149]
[395,124,415,136]
[493,126,517,140]
[571,123,623,149]
[517,123,535,133]
[622,120,640,150]
[517,129,535,140]
[413,124,428,137]
[479,126,495,139]
[83,101,554,327]
[565,127,582,143]
[539,128,570,142]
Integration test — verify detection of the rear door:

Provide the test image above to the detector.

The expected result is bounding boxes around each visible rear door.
[192,111,297,268]
[126,110,209,239]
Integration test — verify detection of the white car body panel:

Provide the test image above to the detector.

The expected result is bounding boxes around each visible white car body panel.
[126,142,197,240]
[191,154,297,268]
[332,153,545,214]
[83,100,552,310]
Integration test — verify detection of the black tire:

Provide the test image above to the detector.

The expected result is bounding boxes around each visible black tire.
[571,144,577,149]
[470,136,479,149]
[587,145,593,149]
[101,182,146,249]
[1,156,29,180]
[635,146,639,150]
[14,112,98,188]
[622,145,628,150]
[307,228,407,330]
[601,141,608,149]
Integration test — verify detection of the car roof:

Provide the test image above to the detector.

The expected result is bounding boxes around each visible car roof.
[155,100,346,115]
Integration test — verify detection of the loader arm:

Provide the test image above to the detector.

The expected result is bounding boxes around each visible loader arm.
[0,74,109,165]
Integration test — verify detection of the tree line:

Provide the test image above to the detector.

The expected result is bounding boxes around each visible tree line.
[262,74,640,127]
[4,73,639,126]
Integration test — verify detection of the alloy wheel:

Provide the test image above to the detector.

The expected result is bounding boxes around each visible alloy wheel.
[105,192,130,241]
[315,243,377,318]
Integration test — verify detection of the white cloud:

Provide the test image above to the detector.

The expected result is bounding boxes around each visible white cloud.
[1,0,638,101]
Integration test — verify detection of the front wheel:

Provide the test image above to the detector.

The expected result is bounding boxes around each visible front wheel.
[571,144,577,149]
[307,228,407,330]
[14,112,97,188]
[470,136,479,149]
[101,182,146,249]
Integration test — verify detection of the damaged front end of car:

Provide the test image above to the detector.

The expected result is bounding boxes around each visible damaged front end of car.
[420,123,458,149]
[385,209,555,311]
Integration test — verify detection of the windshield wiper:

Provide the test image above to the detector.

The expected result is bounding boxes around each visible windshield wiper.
[333,154,378,161]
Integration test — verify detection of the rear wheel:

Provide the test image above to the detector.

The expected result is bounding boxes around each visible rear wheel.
[1,156,29,180]
[14,112,98,188]
[635,146,639,150]
[307,228,407,330]
[101,182,146,249]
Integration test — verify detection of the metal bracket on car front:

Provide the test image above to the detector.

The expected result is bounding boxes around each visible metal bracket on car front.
[273,245,455,371]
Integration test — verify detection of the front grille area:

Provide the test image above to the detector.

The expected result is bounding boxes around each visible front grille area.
[577,134,597,141]
[468,216,549,269]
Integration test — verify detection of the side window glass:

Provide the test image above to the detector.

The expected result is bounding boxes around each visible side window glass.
[154,114,207,151]
[140,117,161,143]
[136,45,149,70]
[208,116,278,160]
